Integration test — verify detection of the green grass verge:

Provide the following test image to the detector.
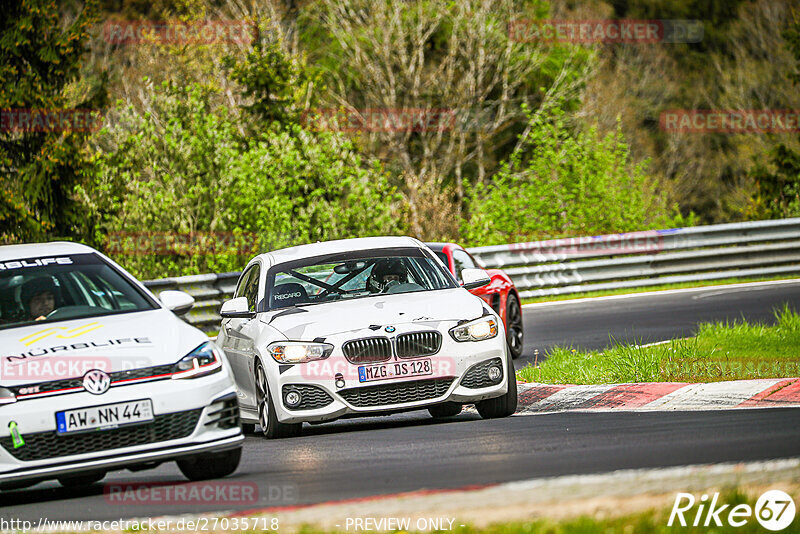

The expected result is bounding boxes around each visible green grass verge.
[516,305,800,384]
[520,275,799,305]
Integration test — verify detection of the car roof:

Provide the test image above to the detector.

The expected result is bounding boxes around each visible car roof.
[424,242,462,253]
[261,236,426,266]
[0,241,97,262]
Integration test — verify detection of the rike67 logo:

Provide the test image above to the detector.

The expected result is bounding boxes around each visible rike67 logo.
[669,490,796,531]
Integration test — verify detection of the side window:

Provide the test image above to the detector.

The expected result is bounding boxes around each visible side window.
[433,251,452,273]
[243,265,261,312]
[233,268,253,300]
[452,249,476,281]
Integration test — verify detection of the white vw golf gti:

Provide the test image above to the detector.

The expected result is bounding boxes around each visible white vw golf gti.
[218,236,517,438]
[0,242,243,490]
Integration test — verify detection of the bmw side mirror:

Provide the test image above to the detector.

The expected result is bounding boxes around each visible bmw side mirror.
[220,296,256,319]
[159,290,195,316]
[461,268,491,290]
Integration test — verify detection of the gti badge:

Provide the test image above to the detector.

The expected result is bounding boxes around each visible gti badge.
[83,369,111,395]
[385,326,396,333]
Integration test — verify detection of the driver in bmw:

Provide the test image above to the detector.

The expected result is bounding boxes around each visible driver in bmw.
[21,276,59,321]
[368,258,407,293]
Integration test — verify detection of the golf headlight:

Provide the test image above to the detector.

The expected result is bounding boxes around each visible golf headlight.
[0,387,16,405]
[268,342,333,364]
[450,316,499,342]
[172,341,224,379]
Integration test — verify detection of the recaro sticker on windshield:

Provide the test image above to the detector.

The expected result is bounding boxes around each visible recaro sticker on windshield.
[275,292,303,300]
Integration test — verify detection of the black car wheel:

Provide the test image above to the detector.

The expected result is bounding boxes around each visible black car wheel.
[57,471,105,488]
[428,402,463,418]
[177,447,242,481]
[255,362,302,439]
[505,293,524,359]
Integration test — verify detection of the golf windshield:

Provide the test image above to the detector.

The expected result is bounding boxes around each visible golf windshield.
[0,253,158,330]
[267,248,457,310]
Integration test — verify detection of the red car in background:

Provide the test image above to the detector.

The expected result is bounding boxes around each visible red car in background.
[426,243,524,359]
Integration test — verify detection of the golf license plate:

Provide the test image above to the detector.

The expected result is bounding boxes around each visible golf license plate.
[358,359,432,383]
[56,399,154,434]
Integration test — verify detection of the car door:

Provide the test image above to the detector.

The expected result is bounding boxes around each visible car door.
[221,265,259,409]
[236,264,264,410]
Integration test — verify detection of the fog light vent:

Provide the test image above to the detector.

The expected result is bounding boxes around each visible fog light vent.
[284,390,302,408]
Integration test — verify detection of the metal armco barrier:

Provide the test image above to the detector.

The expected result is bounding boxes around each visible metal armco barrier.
[144,218,800,331]
[468,218,800,299]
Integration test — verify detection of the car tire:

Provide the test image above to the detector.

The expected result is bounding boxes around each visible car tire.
[57,471,105,487]
[177,447,242,481]
[255,362,302,439]
[505,293,524,359]
[0,479,40,491]
[476,350,518,419]
[428,402,462,418]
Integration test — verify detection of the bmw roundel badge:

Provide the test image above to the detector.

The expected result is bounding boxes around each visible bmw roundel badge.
[385,326,396,333]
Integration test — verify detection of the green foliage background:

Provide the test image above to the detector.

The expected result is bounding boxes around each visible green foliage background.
[462,106,685,245]
[2,0,799,279]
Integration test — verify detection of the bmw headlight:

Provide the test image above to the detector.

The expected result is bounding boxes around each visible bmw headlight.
[450,316,499,342]
[172,341,224,379]
[268,342,333,364]
[0,387,16,405]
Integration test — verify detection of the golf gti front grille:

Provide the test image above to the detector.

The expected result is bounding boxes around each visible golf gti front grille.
[342,337,392,364]
[396,331,441,358]
[338,377,455,407]
[0,409,202,462]
[109,364,175,383]
[461,358,504,389]
[282,384,334,410]
[10,363,176,399]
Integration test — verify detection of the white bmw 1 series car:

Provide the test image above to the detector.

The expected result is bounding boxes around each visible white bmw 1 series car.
[0,242,243,490]
[217,236,517,438]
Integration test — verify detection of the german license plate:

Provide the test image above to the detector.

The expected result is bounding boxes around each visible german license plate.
[358,359,432,383]
[56,399,154,434]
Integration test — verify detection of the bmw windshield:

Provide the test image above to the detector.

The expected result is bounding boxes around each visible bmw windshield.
[0,253,158,330]
[267,247,457,310]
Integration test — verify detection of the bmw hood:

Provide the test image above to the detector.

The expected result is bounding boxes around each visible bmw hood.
[0,309,208,386]
[261,288,487,339]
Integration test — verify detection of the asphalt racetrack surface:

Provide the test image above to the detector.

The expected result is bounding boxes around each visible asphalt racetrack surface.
[3,281,800,520]
[3,409,800,520]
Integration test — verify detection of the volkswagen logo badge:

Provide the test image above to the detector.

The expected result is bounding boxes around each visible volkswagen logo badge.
[385,326,396,333]
[83,369,111,395]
